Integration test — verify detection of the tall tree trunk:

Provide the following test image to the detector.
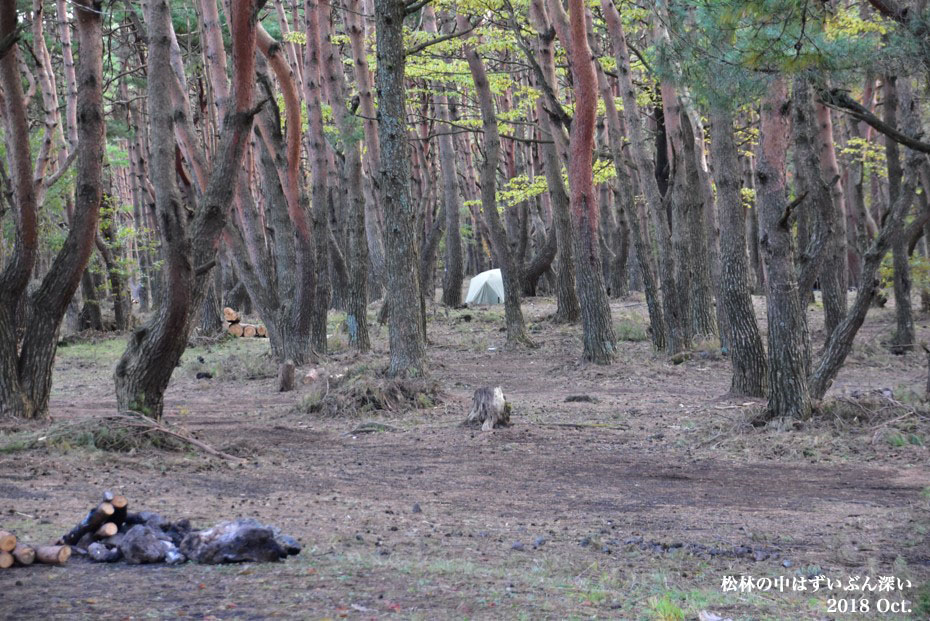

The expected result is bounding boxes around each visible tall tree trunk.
[0,0,41,419]
[757,77,812,420]
[115,0,258,419]
[305,1,332,355]
[709,106,767,397]
[602,0,685,354]
[6,0,105,418]
[375,0,427,375]
[564,0,616,363]
[460,16,534,347]
[527,0,580,323]
[423,9,464,309]
[814,101,850,339]
[884,78,915,354]
[320,0,370,351]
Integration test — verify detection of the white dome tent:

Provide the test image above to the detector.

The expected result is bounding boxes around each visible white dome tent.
[465,268,504,305]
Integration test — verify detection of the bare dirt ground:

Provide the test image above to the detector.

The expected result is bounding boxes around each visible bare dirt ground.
[0,294,928,620]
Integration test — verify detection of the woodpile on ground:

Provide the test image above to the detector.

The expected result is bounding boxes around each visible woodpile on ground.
[0,528,71,569]
[52,492,301,566]
[223,307,267,339]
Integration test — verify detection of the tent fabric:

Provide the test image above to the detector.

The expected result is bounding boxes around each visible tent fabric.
[465,269,505,305]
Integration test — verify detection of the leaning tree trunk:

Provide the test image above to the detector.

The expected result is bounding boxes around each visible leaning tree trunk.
[809,137,922,398]
[11,0,105,419]
[461,16,534,348]
[0,0,41,419]
[709,106,767,397]
[375,0,427,376]
[564,0,616,363]
[527,2,580,323]
[114,0,258,419]
[756,76,812,420]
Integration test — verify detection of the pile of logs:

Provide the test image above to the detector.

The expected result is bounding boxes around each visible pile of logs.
[224,307,267,339]
[59,492,301,565]
[0,529,70,569]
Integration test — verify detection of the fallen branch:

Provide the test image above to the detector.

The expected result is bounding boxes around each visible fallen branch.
[113,412,245,463]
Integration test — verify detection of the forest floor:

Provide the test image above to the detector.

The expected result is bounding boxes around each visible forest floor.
[0,293,928,620]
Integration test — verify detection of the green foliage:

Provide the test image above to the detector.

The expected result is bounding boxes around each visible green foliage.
[879,254,930,290]
[840,137,887,178]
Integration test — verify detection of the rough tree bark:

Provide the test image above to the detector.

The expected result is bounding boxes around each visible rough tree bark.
[884,77,915,354]
[814,100,849,340]
[757,77,812,419]
[709,106,767,397]
[375,0,428,375]
[0,1,41,419]
[305,0,332,355]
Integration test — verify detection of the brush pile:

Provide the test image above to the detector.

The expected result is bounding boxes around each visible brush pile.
[58,492,301,565]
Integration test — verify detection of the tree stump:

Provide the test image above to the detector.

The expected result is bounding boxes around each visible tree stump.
[278,360,296,392]
[465,386,511,431]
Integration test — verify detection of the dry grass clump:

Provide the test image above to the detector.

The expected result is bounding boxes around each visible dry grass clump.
[294,364,444,417]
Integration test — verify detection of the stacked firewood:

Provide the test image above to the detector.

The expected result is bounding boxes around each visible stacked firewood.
[0,529,70,569]
[223,307,267,338]
[59,492,301,565]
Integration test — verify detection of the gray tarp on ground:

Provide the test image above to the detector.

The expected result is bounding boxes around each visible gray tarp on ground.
[465,268,504,305]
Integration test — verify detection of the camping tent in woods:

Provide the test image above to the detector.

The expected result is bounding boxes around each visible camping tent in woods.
[465,269,504,305]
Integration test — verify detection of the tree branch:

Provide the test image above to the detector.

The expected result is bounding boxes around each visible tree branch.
[819,88,930,154]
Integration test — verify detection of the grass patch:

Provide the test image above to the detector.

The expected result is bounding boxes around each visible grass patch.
[615,313,649,342]
[0,415,186,454]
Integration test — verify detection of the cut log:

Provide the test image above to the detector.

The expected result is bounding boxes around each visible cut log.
[0,551,12,569]
[223,307,241,323]
[111,495,128,525]
[60,502,115,545]
[242,324,257,338]
[277,360,296,392]
[227,323,244,337]
[36,545,71,565]
[256,325,267,337]
[95,522,118,539]
[12,544,35,566]
[0,530,16,552]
